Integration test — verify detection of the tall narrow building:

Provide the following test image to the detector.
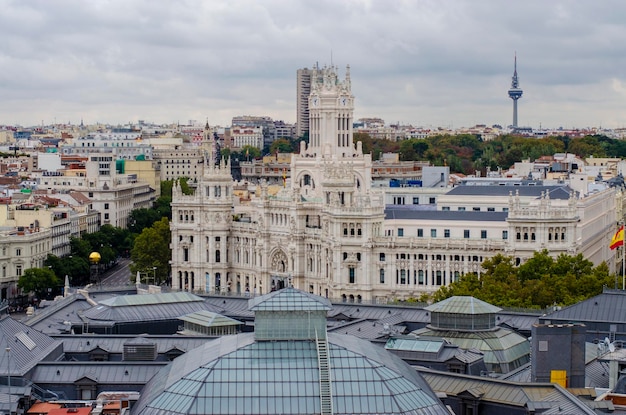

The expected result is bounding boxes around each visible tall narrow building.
[508,54,523,128]
[296,67,315,138]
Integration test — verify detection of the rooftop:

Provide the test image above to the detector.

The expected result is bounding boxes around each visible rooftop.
[425,296,502,315]
[446,184,573,199]
[248,286,332,312]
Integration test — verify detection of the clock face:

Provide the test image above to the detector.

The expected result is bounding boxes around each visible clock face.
[312,97,319,107]
[340,97,347,106]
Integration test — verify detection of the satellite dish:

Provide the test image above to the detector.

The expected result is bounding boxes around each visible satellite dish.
[605,337,616,353]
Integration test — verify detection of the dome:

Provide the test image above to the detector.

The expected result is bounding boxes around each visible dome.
[133,332,449,415]
[133,288,449,415]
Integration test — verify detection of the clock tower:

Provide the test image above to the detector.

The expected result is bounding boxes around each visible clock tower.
[292,64,373,198]
[305,64,355,158]
[290,64,385,299]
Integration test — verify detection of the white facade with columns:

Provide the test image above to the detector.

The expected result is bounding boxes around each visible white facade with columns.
[169,65,621,303]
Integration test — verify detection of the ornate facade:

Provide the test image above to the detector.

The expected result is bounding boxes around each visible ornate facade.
[170,65,620,303]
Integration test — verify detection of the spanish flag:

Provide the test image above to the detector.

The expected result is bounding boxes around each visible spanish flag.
[610,225,625,250]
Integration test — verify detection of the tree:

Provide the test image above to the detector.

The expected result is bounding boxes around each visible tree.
[430,252,614,309]
[567,136,606,158]
[130,217,172,284]
[517,250,554,282]
[240,145,261,160]
[44,253,90,287]
[18,267,59,299]
[219,148,231,161]
[354,132,373,155]
[177,177,194,195]
[82,224,130,266]
[270,139,294,154]
[431,273,481,303]
[70,237,92,260]
[399,139,430,161]
[156,180,174,219]
[128,208,162,234]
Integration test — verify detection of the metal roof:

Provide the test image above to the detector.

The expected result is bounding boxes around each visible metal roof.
[498,362,532,382]
[386,337,445,353]
[81,294,218,324]
[52,334,214,354]
[496,312,539,333]
[329,303,430,323]
[178,310,242,327]
[328,312,409,340]
[585,357,610,389]
[0,315,62,376]
[23,295,95,334]
[418,367,596,414]
[98,292,204,307]
[203,296,255,319]
[540,288,626,324]
[248,287,332,312]
[30,361,166,384]
[425,296,502,314]
[445,184,573,199]
[385,209,508,221]
[412,327,530,368]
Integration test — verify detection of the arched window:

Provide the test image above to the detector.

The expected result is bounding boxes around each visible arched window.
[215,273,221,292]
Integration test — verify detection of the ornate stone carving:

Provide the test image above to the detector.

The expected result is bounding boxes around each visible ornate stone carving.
[271,250,288,273]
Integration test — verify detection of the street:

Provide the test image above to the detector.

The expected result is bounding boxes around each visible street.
[99,258,133,287]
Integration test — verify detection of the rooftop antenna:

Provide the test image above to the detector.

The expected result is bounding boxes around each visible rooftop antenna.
[330,49,333,66]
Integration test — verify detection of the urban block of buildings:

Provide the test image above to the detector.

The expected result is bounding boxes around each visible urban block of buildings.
[170,64,624,304]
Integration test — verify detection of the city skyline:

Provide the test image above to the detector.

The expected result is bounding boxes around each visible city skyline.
[1,0,626,129]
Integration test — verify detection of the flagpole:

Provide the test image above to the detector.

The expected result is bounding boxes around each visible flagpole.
[611,223,625,289]
[622,237,626,291]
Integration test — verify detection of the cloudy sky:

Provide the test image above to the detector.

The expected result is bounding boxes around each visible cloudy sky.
[1,0,626,130]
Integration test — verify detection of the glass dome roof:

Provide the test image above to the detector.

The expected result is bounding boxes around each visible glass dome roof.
[133,332,449,415]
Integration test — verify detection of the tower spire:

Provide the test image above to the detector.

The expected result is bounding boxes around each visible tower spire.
[512,52,519,88]
[508,53,523,128]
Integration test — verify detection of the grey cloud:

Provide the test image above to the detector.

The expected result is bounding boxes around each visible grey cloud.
[1,0,626,128]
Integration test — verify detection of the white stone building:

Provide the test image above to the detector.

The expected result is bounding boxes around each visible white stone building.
[170,65,622,303]
[230,126,264,150]
[0,226,51,301]
[153,148,204,182]
[61,131,152,160]
[152,123,216,182]
[33,155,155,228]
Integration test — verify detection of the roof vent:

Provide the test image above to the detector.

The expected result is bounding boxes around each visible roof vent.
[123,342,157,361]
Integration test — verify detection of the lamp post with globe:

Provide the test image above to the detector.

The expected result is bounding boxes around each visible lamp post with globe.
[89,252,102,287]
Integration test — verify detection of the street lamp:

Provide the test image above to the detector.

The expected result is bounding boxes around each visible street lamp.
[5,347,10,411]
[89,252,102,287]
[47,266,53,299]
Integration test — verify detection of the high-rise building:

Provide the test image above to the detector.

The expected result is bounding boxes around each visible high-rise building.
[296,67,315,138]
[508,54,523,128]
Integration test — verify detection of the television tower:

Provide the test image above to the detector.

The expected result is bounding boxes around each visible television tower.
[508,54,523,128]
